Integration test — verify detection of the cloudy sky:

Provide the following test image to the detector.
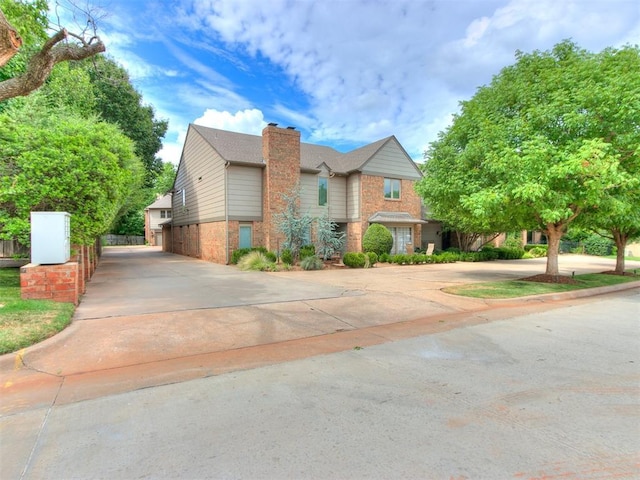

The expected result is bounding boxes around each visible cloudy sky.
[73,0,640,164]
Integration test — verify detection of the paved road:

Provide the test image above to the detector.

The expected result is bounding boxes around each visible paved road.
[2,291,638,479]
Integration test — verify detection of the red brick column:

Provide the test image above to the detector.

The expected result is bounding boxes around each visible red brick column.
[20,262,80,305]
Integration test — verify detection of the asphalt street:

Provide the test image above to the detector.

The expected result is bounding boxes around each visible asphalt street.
[2,290,639,480]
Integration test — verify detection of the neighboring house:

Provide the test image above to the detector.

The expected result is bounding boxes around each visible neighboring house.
[164,123,427,264]
[144,194,172,246]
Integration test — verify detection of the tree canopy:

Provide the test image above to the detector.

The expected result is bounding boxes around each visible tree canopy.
[0,98,143,246]
[415,40,640,278]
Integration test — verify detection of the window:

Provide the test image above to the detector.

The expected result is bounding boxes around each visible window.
[160,210,166,218]
[384,178,401,199]
[167,210,171,218]
[318,177,328,206]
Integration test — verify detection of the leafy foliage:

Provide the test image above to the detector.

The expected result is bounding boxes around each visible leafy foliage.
[362,223,393,255]
[0,99,142,245]
[237,251,275,271]
[416,41,639,277]
[342,252,367,268]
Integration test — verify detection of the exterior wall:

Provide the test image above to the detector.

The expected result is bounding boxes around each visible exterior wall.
[172,128,226,227]
[329,175,347,221]
[228,166,263,219]
[300,172,329,218]
[421,222,443,251]
[262,125,301,252]
[359,175,423,252]
[360,140,422,180]
[145,208,171,246]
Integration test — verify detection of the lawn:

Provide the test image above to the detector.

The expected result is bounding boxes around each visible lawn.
[443,272,640,299]
[0,268,75,355]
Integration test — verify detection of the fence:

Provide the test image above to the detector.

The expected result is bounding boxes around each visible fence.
[0,239,29,258]
[102,234,145,246]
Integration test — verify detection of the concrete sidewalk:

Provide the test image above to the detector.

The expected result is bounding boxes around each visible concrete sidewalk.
[1,247,639,415]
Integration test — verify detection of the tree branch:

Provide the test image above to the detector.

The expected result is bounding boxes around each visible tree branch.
[0,14,105,102]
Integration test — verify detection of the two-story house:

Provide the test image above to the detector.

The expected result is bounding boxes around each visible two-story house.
[144,194,172,246]
[164,123,427,264]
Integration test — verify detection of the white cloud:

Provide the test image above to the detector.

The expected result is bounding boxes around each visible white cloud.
[194,108,267,135]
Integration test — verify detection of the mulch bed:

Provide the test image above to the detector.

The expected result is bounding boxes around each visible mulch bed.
[600,270,638,276]
[521,274,578,284]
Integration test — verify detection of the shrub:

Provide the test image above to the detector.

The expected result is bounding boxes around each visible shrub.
[391,254,410,264]
[411,253,427,264]
[502,233,523,249]
[265,251,277,262]
[300,255,324,270]
[231,246,268,264]
[237,251,275,271]
[362,224,393,255]
[300,245,316,260]
[343,252,367,268]
[583,234,613,256]
[281,248,293,265]
[379,253,391,263]
[495,247,525,260]
[524,244,548,252]
[528,246,547,258]
[365,252,378,266]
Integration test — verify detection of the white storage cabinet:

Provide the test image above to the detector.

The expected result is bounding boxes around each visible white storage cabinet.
[31,212,71,264]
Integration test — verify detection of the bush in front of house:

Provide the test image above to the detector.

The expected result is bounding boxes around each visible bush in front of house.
[362,224,394,255]
[582,234,614,256]
[231,246,269,264]
[300,245,316,260]
[365,252,378,266]
[526,246,548,258]
[237,251,276,271]
[343,252,367,268]
[495,247,525,260]
[281,248,293,265]
[379,253,392,263]
[300,255,324,270]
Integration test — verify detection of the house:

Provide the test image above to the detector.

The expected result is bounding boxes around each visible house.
[144,194,172,246]
[164,123,428,264]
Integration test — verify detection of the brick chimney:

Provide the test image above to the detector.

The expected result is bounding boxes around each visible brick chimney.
[262,124,301,252]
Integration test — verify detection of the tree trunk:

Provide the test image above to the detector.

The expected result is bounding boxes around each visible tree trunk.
[613,229,627,274]
[544,223,564,277]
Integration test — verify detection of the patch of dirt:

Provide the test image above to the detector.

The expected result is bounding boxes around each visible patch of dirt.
[521,274,578,285]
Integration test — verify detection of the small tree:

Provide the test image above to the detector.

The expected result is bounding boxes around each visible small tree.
[315,213,345,260]
[274,186,313,263]
[362,223,393,255]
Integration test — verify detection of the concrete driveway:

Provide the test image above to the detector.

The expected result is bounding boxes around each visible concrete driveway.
[1,246,639,416]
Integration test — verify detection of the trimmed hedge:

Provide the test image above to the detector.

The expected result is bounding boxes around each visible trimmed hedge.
[362,224,393,255]
[343,252,367,268]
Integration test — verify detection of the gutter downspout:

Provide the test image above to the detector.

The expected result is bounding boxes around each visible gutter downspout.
[224,161,230,264]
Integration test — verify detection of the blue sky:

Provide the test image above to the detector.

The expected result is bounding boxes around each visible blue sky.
[56,0,639,165]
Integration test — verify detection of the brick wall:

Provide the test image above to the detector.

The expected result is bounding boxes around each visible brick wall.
[21,262,79,305]
[358,174,423,250]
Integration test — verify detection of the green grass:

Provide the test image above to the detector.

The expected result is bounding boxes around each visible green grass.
[0,268,75,355]
[443,272,640,299]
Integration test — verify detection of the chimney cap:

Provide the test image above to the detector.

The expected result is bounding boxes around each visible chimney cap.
[268,122,278,126]
[286,126,296,130]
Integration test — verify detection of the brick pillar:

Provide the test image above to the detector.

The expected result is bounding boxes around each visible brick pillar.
[262,125,301,252]
[20,262,80,305]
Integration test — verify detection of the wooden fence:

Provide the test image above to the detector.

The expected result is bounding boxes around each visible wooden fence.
[0,239,29,258]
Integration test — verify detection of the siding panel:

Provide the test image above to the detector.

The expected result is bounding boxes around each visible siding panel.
[361,140,421,180]
[228,166,262,219]
[346,174,360,220]
[172,127,226,226]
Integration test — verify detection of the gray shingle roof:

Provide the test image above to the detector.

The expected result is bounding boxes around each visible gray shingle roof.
[190,124,395,174]
[146,194,172,210]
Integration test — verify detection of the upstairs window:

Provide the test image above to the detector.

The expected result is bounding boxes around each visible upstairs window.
[384,178,401,200]
[318,177,328,206]
[160,210,166,218]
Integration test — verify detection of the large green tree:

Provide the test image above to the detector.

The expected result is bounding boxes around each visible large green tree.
[416,41,639,278]
[0,97,143,245]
